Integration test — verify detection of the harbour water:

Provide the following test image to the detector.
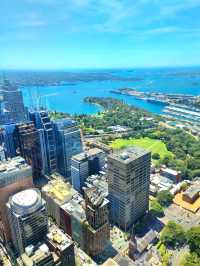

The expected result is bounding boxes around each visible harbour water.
[21,67,200,115]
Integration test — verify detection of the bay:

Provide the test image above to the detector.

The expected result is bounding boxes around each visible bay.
[21,67,200,115]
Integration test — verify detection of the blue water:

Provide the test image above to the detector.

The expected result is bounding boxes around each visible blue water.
[21,67,200,115]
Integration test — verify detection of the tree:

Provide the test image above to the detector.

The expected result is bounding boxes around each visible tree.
[161,221,186,248]
[181,252,200,266]
[187,227,200,256]
[161,155,174,166]
[152,153,160,160]
[157,190,173,207]
[150,200,164,217]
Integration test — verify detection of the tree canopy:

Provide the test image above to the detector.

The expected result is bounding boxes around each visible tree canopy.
[157,190,173,207]
[161,221,186,248]
[187,227,200,256]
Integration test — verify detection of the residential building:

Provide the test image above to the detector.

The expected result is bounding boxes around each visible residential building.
[0,157,33,242]
[84,187,110,257]
[0,80,26,124]
[71,148,105,193]
[14,122,42,179]
[46,225,75,266]
[42,177,77,226]
[53,118,83,180]
[108,148,151,231]
[7,188,48,254]
[30,111,57,175]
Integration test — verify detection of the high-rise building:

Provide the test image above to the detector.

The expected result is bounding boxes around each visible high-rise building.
[42,176,77,226]
[53,119,83,180]
[0,157,33,242]
[0,80,26,124]
[30,111,57,175]
[7,188,48,254]
[60,195,87,250]
[14,122,42,180]
[0,146,6,161]
[71,148,105,193]
[108,148,151,231]
[1,123,16,158]
[46,225,75,266]
[84,187,110,257]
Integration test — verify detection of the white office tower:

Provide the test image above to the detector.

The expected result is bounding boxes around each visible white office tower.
[7,188,48,254]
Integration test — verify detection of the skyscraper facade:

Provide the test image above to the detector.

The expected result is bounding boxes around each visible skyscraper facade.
[14,122,42,179]
[53,119,83,180]
[0,157,33,242]
[7,188,48,254]
[0,80,26,124]
[30,111,57,175]
[71,148,105,193]
[84,187,110,257]
[108,148,151,231]
[1,123,16,158]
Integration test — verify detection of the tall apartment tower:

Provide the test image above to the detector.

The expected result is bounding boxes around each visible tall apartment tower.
[30,111,57,175]
[14,122,42,179]
[0,80,26,124]
[71,148,105,193]
[53,119,83,180]
[108,148,151,231]
[84,187,110,257]
[7,188,48,254]
[0,157,33,242]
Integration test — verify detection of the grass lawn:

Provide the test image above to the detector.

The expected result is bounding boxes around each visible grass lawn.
[110,137,173,159]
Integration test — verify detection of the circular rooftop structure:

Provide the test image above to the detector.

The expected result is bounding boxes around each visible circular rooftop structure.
[10,189,43,215]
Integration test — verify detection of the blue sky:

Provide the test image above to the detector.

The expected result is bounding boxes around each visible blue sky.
[1,0,200,69]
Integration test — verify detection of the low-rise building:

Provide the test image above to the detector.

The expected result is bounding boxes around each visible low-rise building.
[182,185,200,203]
[160,167,181,183]
[19,244,55,266]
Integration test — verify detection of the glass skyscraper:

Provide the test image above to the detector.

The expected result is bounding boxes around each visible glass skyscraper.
[53,119,83,181]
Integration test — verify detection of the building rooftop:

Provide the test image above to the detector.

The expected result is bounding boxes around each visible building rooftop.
[72,148,104,162]
[21,244,52,266]
[0,156,30,174]
[53,118,77,129]
[183,185,200,199]
[84,174,108,198]
[161,167,180,176]
[135,229,157,254]
[9,188,43,215]
[102,258,119,266]
[61,195,86,222]
[42,179,77,205]
[108,147,150,164]
[85,187,109,208]
[12,189,38,208]
[47,225,73,251]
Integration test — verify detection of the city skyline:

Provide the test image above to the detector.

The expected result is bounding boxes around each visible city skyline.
[1,0,200,69]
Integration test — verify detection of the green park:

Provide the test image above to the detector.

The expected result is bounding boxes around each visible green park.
[110,137,173,160]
